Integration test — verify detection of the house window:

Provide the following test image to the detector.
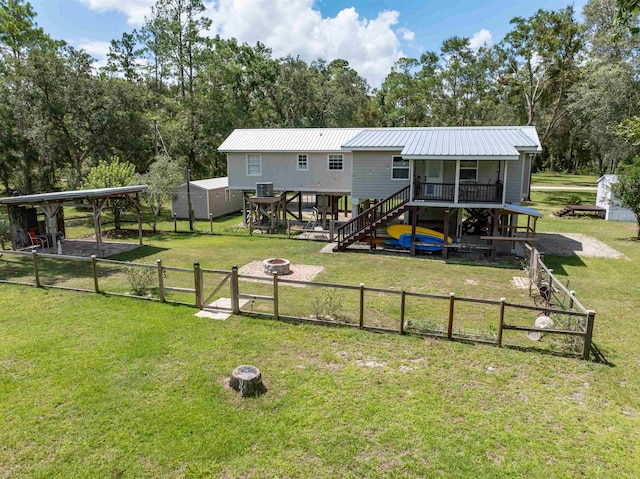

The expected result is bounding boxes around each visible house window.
[247,154,261,176]
[297,154,308,171]
[328,154,343,171]
[391,156,409,179]
[224,188,230,202]
[459,160,478,182]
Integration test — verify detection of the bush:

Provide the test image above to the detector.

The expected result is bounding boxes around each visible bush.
[567,194,582,205]
[123,264,154,296]
[0,221,10,250]
[311,288,343,320]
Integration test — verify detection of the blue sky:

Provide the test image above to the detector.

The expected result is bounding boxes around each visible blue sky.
[27,0,588,86]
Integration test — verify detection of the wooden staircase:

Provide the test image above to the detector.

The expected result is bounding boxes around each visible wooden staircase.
[334,186,411,251]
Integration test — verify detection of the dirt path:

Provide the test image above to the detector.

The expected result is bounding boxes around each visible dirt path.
[536,232,623,258]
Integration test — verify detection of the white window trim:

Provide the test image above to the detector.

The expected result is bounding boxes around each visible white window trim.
[391,155,410,180]
[246,154,262,176]
[297,154,309,171]
[459,160,478,182]
[327,154,344,171]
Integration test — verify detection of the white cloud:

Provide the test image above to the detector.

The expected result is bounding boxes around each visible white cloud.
[468,29,493,49]
[78,0,154,25]
[77,39,111,69]
[79,0,408,87]
[397,28,415,41]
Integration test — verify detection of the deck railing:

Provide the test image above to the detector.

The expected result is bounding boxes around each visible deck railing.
[414,181,503,203]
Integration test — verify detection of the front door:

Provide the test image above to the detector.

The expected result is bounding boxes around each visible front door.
[425,160,443,197]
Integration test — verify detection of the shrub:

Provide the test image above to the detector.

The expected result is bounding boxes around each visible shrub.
[0,221,10,250]
[567,194,582,205]
[123,264,154,296]
[311,288,343,320]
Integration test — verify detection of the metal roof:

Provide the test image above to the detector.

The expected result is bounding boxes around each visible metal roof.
[342,127,541,159]
[0,185,148,205]
[502,203,543,218]
[179,177,229,191]
[218,128,364,152]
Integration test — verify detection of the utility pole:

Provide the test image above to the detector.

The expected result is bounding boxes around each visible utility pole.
[186,167,194,231]
[153,119,159,160]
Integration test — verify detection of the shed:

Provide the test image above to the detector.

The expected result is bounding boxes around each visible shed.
[596,175,635,222]
[171,177,242,220]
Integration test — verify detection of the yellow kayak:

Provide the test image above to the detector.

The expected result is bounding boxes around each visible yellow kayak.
[387,224,452,244]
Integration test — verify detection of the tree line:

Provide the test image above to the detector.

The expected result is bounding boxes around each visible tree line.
[1,0,640,197]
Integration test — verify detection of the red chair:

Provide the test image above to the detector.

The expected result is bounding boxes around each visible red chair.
[28,230,49,249]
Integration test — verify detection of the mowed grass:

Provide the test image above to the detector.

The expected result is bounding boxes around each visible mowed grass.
[2,180,640,477]
[531,172,599,187]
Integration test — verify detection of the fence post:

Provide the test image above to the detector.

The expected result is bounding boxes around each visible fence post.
[230,265,240,314]
[447,292,455,339]
[273,273,279,320]
[497,298,506,346]
[569,290,576,310]
[91,255,99,293]
[399,290,406,335]
[157,259,165,302]
[582,310,596,360]
[32,249,41,288]
[209,213,214,234]
[173,214,177,233]
[194,262,203,309]
[359,283,365,329]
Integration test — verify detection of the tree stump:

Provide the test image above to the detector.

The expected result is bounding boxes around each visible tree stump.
[229,365,267,397]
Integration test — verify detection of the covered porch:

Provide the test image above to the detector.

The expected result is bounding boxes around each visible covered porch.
[410,158,510,205]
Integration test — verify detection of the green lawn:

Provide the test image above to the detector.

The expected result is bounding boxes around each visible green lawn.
[532,172,599,187]
[2,195,640,477]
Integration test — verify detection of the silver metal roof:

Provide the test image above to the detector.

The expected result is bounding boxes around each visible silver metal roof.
[502,203,543,218]
[0,185,148,205]
[342,127,541,159]
[218,128,364,152]
[179,177,229,190]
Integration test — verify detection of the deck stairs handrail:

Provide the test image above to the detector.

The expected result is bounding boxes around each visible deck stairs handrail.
[335,185,410,251]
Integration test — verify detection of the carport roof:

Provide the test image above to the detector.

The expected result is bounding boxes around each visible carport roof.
[0,185,148,205]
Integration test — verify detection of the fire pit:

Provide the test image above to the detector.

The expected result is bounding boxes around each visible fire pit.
[263,258,291,275]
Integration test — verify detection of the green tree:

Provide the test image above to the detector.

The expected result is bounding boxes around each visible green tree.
[137,154,183,232]
[83,156,136,229]
[568,62,640,174]
[611,160,640,238]
[500,7,584,143]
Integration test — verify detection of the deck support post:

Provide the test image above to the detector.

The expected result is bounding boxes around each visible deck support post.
[410,206,418,257]
[442,208,450,259]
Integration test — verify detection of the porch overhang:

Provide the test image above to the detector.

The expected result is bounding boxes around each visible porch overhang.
[406,155,519,161]
[501,203,543,218]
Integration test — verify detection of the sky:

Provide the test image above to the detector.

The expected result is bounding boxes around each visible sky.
[27,0,589,87]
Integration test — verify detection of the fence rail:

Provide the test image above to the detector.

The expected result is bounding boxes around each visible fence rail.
[0,246,596,360]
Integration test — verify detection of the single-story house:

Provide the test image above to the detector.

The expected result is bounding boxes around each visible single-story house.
[171,177,242,220]
[596,175,635,222]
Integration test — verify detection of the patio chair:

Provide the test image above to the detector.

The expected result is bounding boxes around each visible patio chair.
[28,230,49,249]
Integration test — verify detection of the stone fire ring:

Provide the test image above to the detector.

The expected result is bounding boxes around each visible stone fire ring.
[263,258,291,275]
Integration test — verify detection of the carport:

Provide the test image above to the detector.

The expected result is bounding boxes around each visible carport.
[0,185,147,257]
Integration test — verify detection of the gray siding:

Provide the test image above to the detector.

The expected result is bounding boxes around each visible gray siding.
[505,154,524,204]
[207,188,243,218]
[352,151,409,199]
[172,184,208,219]
[227,152,352,193]
[172,185,243,219]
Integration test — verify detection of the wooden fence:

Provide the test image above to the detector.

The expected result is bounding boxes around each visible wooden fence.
[0,248,596,360]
